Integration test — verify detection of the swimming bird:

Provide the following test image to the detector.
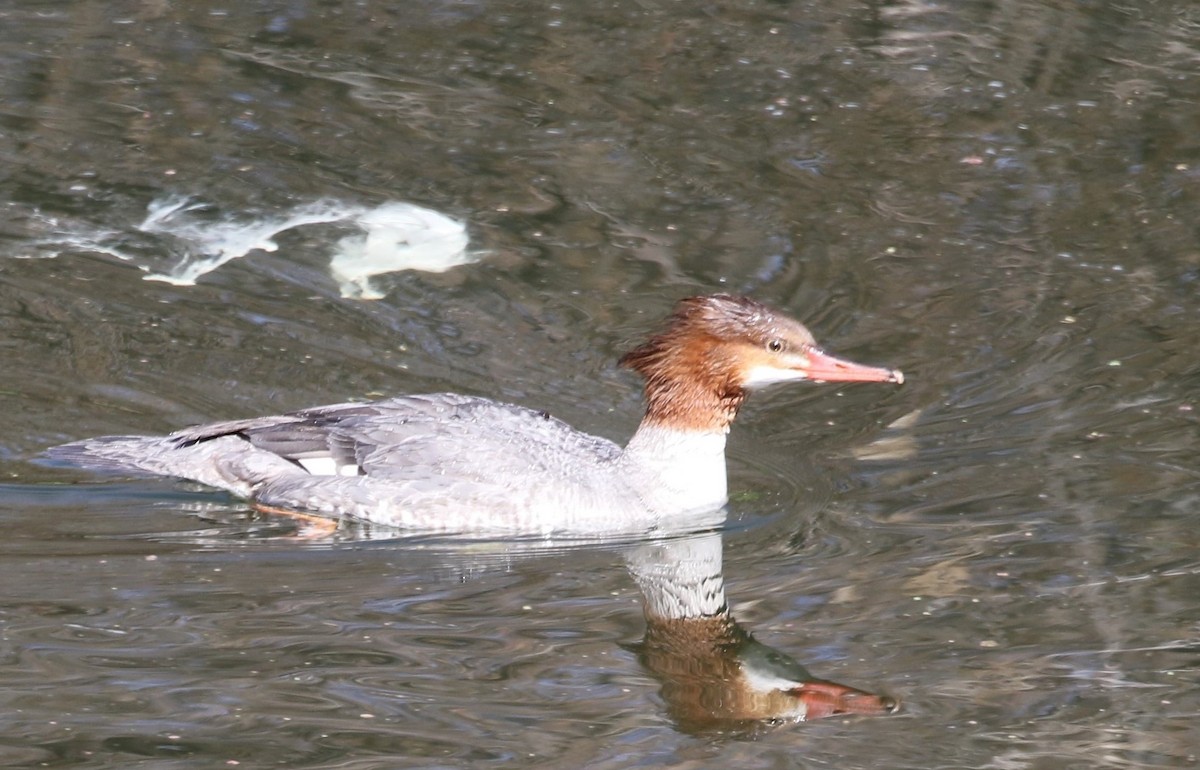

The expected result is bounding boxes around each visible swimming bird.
[47,294,903,534]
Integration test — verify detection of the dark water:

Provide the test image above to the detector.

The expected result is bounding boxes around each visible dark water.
[2,0,1199,767]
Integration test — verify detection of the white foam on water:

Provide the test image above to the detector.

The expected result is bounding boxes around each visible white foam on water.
[140,197,474,297]
[23,197,474,299]
[139,197,347,286]
[329,201,472,299]
[14,211,137,265]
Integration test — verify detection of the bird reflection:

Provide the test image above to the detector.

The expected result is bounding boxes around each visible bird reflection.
[148,502,898,730]
[624,530,897,732]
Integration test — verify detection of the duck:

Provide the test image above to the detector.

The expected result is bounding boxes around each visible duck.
[46,294,903,534]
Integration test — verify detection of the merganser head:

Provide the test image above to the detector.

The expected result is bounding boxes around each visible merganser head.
[638,614,899,732]
[620,294,903,431]
[735,631,899,723]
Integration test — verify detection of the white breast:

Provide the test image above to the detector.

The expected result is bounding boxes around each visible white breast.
[619,424,728,514]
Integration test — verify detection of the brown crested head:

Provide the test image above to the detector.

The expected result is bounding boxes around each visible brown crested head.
[620,294,903,431]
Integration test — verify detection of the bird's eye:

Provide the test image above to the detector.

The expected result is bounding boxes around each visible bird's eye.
[767,339,784,352]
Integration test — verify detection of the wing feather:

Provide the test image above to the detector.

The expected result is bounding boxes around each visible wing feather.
[168,394,620,484]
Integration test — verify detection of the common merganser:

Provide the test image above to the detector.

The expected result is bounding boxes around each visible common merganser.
[46,294,903,534]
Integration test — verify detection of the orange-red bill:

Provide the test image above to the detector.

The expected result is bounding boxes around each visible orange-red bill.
[802,348,904,384]
[789,680,900,719]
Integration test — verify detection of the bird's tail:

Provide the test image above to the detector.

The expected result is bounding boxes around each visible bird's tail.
[44,435,174,477]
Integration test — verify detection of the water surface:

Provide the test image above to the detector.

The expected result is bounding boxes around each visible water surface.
[1,1,1198,768]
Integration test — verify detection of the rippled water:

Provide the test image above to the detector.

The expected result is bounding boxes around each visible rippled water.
[2,1,1198,768]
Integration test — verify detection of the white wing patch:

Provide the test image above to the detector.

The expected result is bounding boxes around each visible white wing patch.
[297,457,361,477]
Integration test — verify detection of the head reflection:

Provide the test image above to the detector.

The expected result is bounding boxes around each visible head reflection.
[624,530,897,732]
